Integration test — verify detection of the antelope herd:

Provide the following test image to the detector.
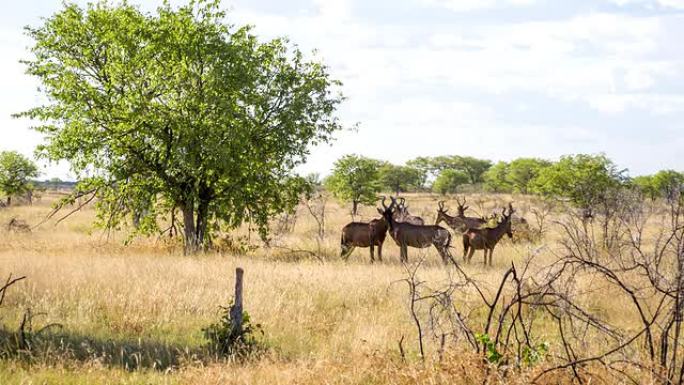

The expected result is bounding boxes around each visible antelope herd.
[340,196,518,267]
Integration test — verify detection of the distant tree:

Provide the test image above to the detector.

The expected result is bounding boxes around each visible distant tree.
[483,161,512,193]
[378,163,424,195]
[531,154,626,209]
[454,156,492,184]
[325,155,381,216]
[632,175,658,201]
[432,169,470,195]
[651,170,684,202]
[406,157,434,188]
[0,151,39,206]
[506,158,552,194]
[18,1,343,253]
[416,155,492,185]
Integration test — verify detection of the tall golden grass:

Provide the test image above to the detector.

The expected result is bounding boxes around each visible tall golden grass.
[0,191,651,384]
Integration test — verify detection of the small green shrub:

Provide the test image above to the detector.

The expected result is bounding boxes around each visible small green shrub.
[202,303,263,357]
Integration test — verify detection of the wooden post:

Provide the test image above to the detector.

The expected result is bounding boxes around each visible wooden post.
[230,268,244,336]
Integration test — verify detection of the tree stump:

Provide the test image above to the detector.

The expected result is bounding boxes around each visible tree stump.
[229,268,244,337]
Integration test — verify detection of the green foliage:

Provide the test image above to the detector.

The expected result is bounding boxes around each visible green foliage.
[405,157,433,188]
[432,169,469,195]
[521,341,549,366]
[483,161,512,193]
[506,158,552,194]
[633,170,684,201]
[324,155,381,214]
[0,151,39,205]
[203,303,263,357]
[378,163,424,194]
[632,175,658,200]
[652,170,684,201]
[531,154,627,208]
[18,1,343,252]
[475,333,502,364]
[407,155,492,185]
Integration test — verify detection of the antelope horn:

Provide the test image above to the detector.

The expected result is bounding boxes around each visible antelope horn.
[399,197,406,207]
[380,196,387,210]
[438,201,444,210]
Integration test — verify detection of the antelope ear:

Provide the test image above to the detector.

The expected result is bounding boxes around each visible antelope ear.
[464,206,469,211]
[377,208,384,215]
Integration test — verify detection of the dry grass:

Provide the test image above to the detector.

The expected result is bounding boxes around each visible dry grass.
[0,192,648,384]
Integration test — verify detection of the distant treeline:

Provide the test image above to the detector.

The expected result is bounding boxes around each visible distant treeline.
[321,153,683,213]
[34,178,78,190]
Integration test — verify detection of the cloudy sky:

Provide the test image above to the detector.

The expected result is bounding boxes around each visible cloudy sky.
[1,0,683,179]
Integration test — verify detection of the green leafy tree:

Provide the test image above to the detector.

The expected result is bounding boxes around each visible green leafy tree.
[632,171,684,201]
[632,175,658,200]
[412,155,491,185]
[324,155,381,215]
[506,158,552,194]
[453,156,493,184]
[652,170,684,202]
[405,157,433,189]
[432,169,469,195]
[531,154,626,209]
[18,1,343,253]
[483,161,512,193]
[0,151,39,206]
[378,163,424,195]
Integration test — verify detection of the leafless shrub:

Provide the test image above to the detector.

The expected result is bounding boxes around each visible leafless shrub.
[529,197,556,236]
[272,210,298,236]
[303,191,328,254]
[7,218,31,233]
[400,190,684,383]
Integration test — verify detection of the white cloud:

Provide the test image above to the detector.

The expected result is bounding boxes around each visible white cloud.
[610,0,684,9]
[418,0,536,12]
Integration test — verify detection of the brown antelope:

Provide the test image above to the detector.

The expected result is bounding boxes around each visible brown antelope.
[379,197,454,265]
[463,203,515,266]
[393,197,425,225]
[434,198,486,232]
[340,199,390,263]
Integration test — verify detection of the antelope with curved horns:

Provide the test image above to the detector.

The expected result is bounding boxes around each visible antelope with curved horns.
[393,197,425,225]
[379,196,454,265]
[463,203,515,266]
[434,197,486,232]
[340,197,390,263]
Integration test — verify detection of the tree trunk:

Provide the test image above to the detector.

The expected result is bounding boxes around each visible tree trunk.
[6,197,10,206]
[196,199,210,249]
[352,200,359,216]
[181,200,199,255]
[181,198,211,255]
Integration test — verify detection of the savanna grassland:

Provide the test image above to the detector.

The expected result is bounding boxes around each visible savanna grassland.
[0,191,674,384]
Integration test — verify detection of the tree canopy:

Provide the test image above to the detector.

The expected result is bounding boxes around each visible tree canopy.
[506,158,552,194]
[0,151,39,206]
[633,170,684,202]
[324,155,381,216]
[531,154,627,209]
[483,161,511,193]
[18,1,344,253]
[378,163,424,195]
[432,169,470,195]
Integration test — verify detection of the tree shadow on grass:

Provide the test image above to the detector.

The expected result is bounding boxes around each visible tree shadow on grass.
[0,326,210,371]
